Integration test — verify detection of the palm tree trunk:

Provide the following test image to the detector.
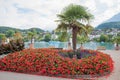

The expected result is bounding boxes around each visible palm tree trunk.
[31,38,32,44]
[0,39,2,45]
[72,27,77,51]
[31,36,34,44]
[30,36,34,49]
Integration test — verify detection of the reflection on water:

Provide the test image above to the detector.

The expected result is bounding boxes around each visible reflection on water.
[25,41,114,50]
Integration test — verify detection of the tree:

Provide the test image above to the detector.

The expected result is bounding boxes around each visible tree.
[14,31,22,39]
[107,34,113,42]
[77,35,88,47]
[117,32,120,36]
[0,33,6,44]
[99,34,109,42]
[6,30,15,38]
[43,33,51,42]
[27,29,37,44]
[56,4,93,50]
[57,31,68,42]
[113,36,120,46]
[37,34,44,41]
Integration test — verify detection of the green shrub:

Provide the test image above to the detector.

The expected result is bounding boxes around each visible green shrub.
[99,34,109,42]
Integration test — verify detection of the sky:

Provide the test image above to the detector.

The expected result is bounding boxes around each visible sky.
[0,0,120,31]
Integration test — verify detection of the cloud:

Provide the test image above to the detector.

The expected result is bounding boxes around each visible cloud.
[91,0,120,27]
[0,0,120,31]
[99,0,120,8]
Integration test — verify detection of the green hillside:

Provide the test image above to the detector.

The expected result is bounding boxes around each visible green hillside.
[96,12,120,29]
[0,26,44,34]
[96,22,120,29]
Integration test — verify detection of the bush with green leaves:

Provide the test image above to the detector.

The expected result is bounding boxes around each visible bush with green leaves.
[99,34,109,42]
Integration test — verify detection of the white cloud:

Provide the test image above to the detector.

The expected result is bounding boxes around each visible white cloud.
[100,0,114,7]
[92,0,120,27]
[83,0,97,12]
[0,0,120,31]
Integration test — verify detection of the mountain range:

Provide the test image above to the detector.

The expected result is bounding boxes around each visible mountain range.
[0,26,44,34]
[96,12,120,29]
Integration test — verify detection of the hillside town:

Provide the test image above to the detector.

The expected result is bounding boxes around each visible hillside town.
[89,28,120,40]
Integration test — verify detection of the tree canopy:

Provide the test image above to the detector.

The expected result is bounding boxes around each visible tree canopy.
[56,4,94,50]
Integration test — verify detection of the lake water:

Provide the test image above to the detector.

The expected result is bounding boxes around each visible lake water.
[25,41,115,50]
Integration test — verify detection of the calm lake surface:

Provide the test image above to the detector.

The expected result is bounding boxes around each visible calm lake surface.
[25,41,114,50]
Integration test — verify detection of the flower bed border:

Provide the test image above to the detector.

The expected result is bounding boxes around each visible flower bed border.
[0,70,111,79]
[32,68,111,79]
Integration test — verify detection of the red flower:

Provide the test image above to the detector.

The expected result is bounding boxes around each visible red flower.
[0,49,114,79]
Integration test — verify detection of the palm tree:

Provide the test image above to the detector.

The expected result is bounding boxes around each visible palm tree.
[27,29,37,49]
[56,4,93,50]
[27,29,37,44]
[6,30,15,39]
[113,36,120,50]
[27,32,36,44]
[14,31,22,40]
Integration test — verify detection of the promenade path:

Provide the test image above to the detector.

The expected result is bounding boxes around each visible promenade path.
[98,50,120,80]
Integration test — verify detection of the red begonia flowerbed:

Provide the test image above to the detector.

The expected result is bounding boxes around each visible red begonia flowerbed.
[0,49,114,79]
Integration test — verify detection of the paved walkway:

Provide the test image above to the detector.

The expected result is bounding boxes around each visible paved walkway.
[98,50,120,80]
[0,50,120,80]
[0,71,73,80]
